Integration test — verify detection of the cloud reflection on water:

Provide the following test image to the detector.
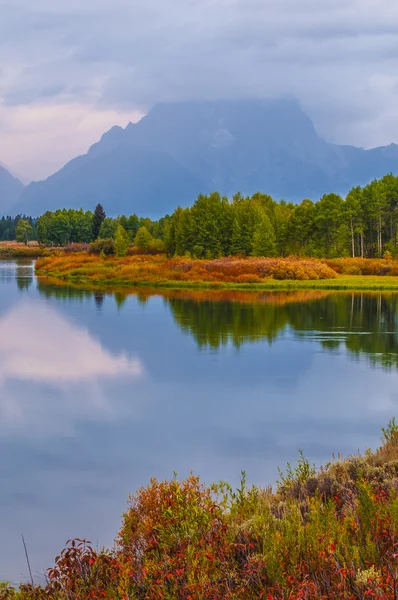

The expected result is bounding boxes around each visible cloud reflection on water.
[0,301,144,433]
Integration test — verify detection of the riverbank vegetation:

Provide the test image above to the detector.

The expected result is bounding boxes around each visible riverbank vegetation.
[4,421,398,599]
[35,254,338,285]
[35,253,398,290]
[0,242,43,258]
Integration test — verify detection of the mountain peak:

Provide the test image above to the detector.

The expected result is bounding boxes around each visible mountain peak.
[0,164,24,214]
[13,98,398,218]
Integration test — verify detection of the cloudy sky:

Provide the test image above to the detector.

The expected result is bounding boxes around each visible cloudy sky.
[1,0,398,180]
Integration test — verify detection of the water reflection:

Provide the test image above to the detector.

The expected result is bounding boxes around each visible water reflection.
[16,263,33,292]
[0,301,143,434]
[164,293,398,372]
[168,293,398,358]
[36,280,398,371]
[3,273,398,585]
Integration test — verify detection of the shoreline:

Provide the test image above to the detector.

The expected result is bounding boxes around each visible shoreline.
[36,271,398,292]
[34,252,398,291]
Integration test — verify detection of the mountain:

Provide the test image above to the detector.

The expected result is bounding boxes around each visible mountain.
[0,165,24,215]
[16,99,398,217]
[8,159,72,185]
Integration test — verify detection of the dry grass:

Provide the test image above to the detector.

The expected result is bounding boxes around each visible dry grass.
[0,241,43,258]
[326,257,398,276]
[35,253,398,290]
[35,253,338,286]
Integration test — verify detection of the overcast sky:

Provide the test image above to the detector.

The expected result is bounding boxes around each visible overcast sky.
[1,0,398,180]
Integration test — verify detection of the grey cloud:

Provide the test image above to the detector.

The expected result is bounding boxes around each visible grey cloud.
[1,0,398,146]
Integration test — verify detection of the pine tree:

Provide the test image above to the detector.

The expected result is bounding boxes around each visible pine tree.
[92,204,106,240]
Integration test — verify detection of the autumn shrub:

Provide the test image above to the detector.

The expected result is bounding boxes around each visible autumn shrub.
[89,238,115,256]
[36,253,398,292]
[61,243,90,253]
[326,257,398,276]
[8,421,398,599]
[36,254,340,287]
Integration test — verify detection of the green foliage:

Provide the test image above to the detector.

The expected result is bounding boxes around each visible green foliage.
[0,215,35,242]
[114,224,130,257]
[15,219,32,245]
[37,209,94,245]
[89,237,115,255]
[134,226,155,250]
[381,417,398,446]
[98,217,117,240]
[251,213,277,256]
[277,449,316,490]
[134,226,165,253]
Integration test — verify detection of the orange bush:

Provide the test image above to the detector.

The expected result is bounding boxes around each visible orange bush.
[10,421,398,599]
[36,253,339,285]
[326,257,398,276]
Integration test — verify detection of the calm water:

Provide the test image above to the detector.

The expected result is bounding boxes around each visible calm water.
[2,260,398,583]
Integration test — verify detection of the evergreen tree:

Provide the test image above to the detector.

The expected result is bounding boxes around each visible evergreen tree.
[92,204,106,240]
[99,217,117,239]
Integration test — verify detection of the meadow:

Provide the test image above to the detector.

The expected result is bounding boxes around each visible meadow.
[3,421,398,599]
[35,253,398,291]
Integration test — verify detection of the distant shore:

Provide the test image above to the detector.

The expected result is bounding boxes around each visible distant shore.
[34,252,398,291]
[0,241,44,258]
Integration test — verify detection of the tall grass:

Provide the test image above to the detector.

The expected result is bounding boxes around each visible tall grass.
[0,242,43,258]
[35,254,337,284]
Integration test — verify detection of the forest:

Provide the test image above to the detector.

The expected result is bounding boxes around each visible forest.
[0,215,35,242]
[11,173,398,259]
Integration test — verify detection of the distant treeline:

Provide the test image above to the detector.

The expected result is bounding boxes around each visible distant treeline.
[0,215,36,242]
[9,173,398,258]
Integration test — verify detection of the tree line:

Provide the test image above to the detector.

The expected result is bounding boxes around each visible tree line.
[9,173,398,257]
[0,215,35,243]
[164,174,398,258]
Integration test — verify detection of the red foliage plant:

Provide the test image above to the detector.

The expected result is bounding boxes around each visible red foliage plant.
[6,421,398,599]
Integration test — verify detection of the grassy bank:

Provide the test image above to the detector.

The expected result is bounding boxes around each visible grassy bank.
[0,242,44,258]
[5,421,398,599]
[36,253,398,291]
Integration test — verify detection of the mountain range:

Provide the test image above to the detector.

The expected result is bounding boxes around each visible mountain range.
[0,165,24,215]
[4,99,398,218]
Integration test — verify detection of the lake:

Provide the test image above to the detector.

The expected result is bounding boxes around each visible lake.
[1,259,398,584]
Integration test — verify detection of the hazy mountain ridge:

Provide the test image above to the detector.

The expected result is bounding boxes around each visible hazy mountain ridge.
[0,165,24,214]
[14,99,398,217]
